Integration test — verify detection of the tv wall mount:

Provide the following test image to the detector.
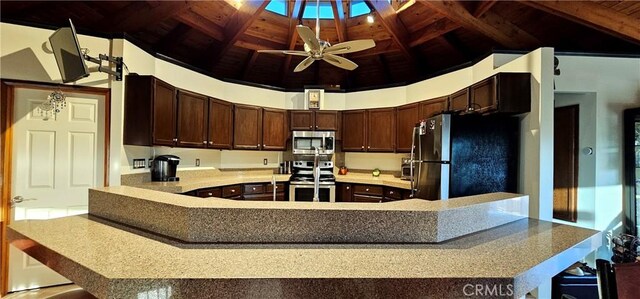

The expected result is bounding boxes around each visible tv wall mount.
[82,50,123,81]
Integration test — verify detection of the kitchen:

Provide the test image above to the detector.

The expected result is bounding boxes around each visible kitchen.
[2,1,640,298]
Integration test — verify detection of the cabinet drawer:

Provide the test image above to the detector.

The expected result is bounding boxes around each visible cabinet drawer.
[384,188,402,200]
[353,194,382,203]
[243,194,274,201]
[353,185,383,196]
[196,188,222,198]
[222,185,242,197]
[244,184,265,195]
[266,183,285,193]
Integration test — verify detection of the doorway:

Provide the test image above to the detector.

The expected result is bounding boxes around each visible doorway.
[1,80,110,295]
[554,105,579,222]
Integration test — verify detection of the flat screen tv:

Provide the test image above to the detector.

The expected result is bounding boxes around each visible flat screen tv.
[49,19,89,83]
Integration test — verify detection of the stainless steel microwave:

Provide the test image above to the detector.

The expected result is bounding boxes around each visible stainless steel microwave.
[292,131,335,155]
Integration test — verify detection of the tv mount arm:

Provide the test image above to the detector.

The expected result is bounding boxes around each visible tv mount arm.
[82,53,123,81]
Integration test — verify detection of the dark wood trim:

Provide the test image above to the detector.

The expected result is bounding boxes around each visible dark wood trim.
[553,105,579,222]
[623,108,640,236]
[0,80,111,294]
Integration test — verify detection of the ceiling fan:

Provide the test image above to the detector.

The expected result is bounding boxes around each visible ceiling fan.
[258,0,376,72]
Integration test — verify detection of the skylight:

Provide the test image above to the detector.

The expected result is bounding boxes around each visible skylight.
[265,0,287,16]
[350,0,371,17]
[303,1,334,19]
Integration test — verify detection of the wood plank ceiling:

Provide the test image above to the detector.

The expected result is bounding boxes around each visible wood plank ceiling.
[2,0,639,90]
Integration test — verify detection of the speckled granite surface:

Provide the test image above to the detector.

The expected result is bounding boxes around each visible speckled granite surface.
[8,216,601,299]
[335,173,411,189]
[88,186,527,243]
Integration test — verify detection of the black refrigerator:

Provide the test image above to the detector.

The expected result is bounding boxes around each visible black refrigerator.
[411,113,520,200]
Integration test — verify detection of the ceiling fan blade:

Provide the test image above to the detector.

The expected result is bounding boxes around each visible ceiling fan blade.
[294,56,315,72]
[322,54,358,71]
[324,39,376,54]
[258,50,309,57]
[296,25,321,52]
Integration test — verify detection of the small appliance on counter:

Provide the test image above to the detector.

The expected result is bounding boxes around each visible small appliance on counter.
[151,155,180,182]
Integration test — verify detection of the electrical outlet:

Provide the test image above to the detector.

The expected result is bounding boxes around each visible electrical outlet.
[133,158,146,169]
[263,158,268,165]
[148,157,153,168]
[195,159,200,167]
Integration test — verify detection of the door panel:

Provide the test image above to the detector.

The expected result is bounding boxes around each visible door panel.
[233,105,262,150]
[367,108,395,152]
[396,103,419,152]
[9,87,106,292]
[341,110,366,151]
[208,98,233,149]
[314,111,338,131]
[176,90,207,148]
[262,108,286,150]
[152,80,176,146]
[290,110,314,130]
[553,105,579,222]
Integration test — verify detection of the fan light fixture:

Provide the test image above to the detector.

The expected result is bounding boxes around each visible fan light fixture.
[366,14,374,23]
[257,0,376,72]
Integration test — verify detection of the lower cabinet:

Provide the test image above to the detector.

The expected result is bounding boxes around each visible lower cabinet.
[189,182,286,201]
[336,183,410,203]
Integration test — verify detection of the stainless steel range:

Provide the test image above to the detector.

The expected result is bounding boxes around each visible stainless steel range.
[289,160,336,202]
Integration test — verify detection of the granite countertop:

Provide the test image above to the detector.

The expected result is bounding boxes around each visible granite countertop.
[133,172,410,193]
[8,215,601,298]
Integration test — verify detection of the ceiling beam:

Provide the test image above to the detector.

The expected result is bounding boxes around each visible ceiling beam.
[235,36,287,51]
[174,10,225,42]
[421,0,538,48]
[331,0,347,43]
[210,0,269,70]
[409,18,460,47]
[520,0,640,44]
[242,51,260,80]
[366,0,415,62]
[350,39,399,58]
[109,1,191,32]
[154,23,192,52]
[281,0,305,86]
[377,55,393,83]
[473,0,497,17]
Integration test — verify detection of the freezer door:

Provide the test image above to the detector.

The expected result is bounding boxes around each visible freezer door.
[419,114,451,162]
[414,162,449,200]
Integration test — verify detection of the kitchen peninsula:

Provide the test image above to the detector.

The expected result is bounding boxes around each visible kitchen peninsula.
[8,185,601,299]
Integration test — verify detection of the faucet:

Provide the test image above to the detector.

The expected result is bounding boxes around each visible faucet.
[313,147,320,202]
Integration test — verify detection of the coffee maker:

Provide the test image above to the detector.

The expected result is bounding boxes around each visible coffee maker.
[151,155,180,181]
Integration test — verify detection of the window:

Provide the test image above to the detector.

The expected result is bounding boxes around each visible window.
[303,1,334,19]
[350,0,370,17]
[265,0,287,16]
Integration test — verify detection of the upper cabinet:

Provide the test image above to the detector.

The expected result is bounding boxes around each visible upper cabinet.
[124,75,177,146]
[449,88,469,114]
[207,98,233,149]
[233,104,262,150]
[396,103,419,153]
[469,73,531,114]
[176,90,208,148]
[368,108,396,152]
[233,105,287,151]
[342,110,367,151]
[420,96,448,119]
[290,110,338,131]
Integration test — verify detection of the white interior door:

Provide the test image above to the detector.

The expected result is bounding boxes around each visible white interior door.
[8,87,105,292]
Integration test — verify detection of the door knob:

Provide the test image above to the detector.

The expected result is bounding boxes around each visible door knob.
[11,196,36,207]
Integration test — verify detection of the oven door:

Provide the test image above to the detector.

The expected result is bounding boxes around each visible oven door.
[289,184,335,202]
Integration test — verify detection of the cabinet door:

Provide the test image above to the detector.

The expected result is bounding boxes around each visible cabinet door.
[420,96,448,119]
[176,90,208,148]
[367,108,396,152]
[208,98,233,149]
[262,108,287,150]
[337,183,353,202]
[152,80,177,146]
[449,88,469,113]
[470,76,497,114]
[396,103,419,152]
[290,110,314,130]
[233,105,262,150]
[341,110,367,151]
[315,111,338,130]
[196,188,222,198]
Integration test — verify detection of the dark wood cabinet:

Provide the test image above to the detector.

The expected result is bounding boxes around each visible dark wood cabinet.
[420,96,448,119]
[470,73,531,114]
[336,183,353,202]
[196,187,222,198]
[352,184,383,203]
[207,98,233,149]
[449,88,469,113]
[383,187,403,202]
[367,108,396,152]
[176,90,208,148]
[290,110,338,131]
[124,76,178,146]
[396,103,419,153]
[192,182,286,201]
[341,110,367,151]
[233,104,263,150]
[262,108,287,150]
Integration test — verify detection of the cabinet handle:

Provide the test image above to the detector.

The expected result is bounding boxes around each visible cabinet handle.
[207,192,213,196]
[258,144,261,147]
[346,186,350,190]
[203,141,207,144]
[252,187,256,191]
[231,189,235,193]
[309,126,313,129]
[368,146,371,149]
[361,145,364,149]
[315,125,318,129]
[389,191,394,194]
[209,141,213,145]
[173,138,177,142]
[365,188,370,192]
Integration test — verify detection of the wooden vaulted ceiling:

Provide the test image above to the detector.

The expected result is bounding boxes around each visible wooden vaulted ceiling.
[2,0,640,91]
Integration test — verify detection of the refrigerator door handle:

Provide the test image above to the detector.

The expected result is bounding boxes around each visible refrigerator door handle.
[410,126,417,197]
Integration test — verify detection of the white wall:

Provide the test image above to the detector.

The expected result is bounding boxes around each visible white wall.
[553,55,640,258]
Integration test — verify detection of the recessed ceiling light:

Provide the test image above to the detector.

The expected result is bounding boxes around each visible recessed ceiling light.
[366,15,374,24]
